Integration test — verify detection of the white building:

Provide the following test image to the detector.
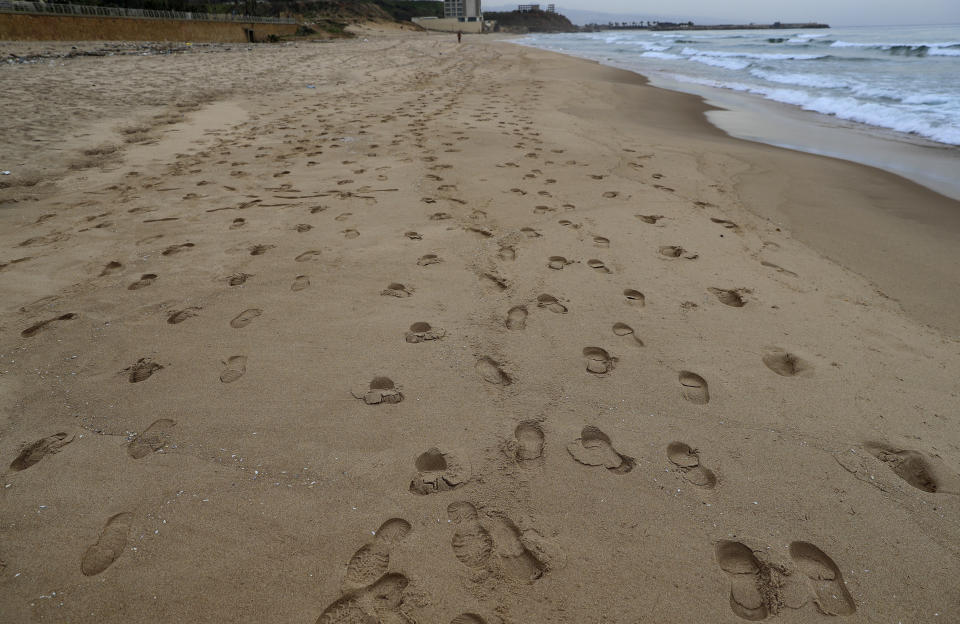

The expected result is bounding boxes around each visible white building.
[443,0,482,21]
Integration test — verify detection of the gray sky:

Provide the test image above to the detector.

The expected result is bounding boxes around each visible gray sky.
[557,0,960,26]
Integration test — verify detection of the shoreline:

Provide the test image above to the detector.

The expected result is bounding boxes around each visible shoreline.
[1,32,958,623]
[506,40,960,336]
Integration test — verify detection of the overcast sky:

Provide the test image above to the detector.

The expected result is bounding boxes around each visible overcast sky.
[555,0,960,26]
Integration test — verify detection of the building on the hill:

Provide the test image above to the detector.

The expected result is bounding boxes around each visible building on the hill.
[444,0,482,21]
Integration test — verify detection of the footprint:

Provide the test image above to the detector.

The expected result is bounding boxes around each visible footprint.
[100,261,123,276]
[381,283,412,298]
[342,229,360,239]
[547,256,569,270]
[227,272,251,286]
[127,419,176,459]
[167,307,200,325]
[249,244,275,256]
[582,347,616,374]
[430,212,452,220]
[231,218,246,229]
[537,294,567,314]
[708,287,746,307]
[679,371,710,404]
[715,541,770,621]
[567,426,634,474]
[587,259,610,274]
[9,432,74,471]
[317,573,410,624]
[659,245,697,259]
[404,231,422,240]
[612,322,644,346]
[448,502,493,570]
[296,250,321,262]
[506,306,528,330]
[623,289,645,305]
[533,205,553,214]
[128,273,157,290]
[81,512,133,576]
[335,212,353,222]
[405,322,445,343]
[410,448,470,495]
[593,236,610,248]
[497,246,516,261]
[343,518,412,591]
[127,358,162,383]
[711,217,739,230]
[230,308,262,329]
[21,313,77,338]
[788,542,856,616]
[292,275,310,291]
[352,377,404,405]
[514,421,545,464]
[476,357,512,386]
[485,513,545,582]
[162,242,195,256]
[520,227,541,238]
[666,442,717,489]
[220,356,247,383]
[760,260,798,277]
[864,443,958,494]
[636,214,664,224]
[417,254,441,266]
[762,348,811,377]
[602,191,619,198]
[451,615,488,624]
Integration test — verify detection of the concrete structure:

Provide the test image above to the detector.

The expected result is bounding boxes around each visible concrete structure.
[411,16,486,33]
[443,0,481,21]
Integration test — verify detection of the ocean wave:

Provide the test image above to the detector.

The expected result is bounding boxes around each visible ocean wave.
[641,51,683,60]
[675,76,960,145]
[688,56,751,70]
[749,69,850,89]
[680,47,827,60]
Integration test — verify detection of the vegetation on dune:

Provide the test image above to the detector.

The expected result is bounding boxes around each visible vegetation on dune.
[484,9,577,33]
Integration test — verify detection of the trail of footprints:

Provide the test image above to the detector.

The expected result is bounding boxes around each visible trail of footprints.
[10,52,944,623]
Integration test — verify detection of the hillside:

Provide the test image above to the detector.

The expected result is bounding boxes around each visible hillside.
[484,9,577,33]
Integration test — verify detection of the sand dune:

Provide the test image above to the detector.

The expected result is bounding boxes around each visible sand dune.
[1,31,958,623]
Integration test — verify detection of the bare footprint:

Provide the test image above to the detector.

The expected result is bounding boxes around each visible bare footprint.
[593,236,610,248]
[864,443,959,494]
[162,242,195,256]
[81,512,133,576]
[537,294,567,314]
[514,421,545,464]
[708,287,746,307]
[127,419,175,459]
[343,518,412,591]
[666,442,717,489]
[582,347,616,374]
[295,250,321,262]
[476,357,512,385]
[128,273,157,290]
[417,254,441,266]
[220,356,247,383]
[659,245,698,259]
[567,426,634,474]
[636,214,664,224]
[100,260,123,276]
[520,227,541,239]
[410,448,470,495]
[548,256,569,270]
[9,432,74,471]
[404,231,422,240]
[789,542,855,616]
[230,308,262,329]
[342,229,360,239]
[405,321,445,343]
[498,246,516,261]
[679,371,710,404]
[506,306,527,330]
[292,275,310,291]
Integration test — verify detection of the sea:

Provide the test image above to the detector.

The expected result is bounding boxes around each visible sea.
[514,24,960,198]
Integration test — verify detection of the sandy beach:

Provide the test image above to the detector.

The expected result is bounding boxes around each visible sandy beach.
[1,29,959,623]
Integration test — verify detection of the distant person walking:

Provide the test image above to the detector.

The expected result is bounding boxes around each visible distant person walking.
[457,30,462,43]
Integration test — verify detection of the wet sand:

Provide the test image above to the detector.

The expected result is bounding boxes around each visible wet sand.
[1,31,959,624]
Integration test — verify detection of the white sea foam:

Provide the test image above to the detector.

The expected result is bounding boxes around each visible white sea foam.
[688,56,751,70]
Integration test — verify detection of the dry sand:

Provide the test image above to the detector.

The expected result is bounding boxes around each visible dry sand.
[1,30,959,623]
